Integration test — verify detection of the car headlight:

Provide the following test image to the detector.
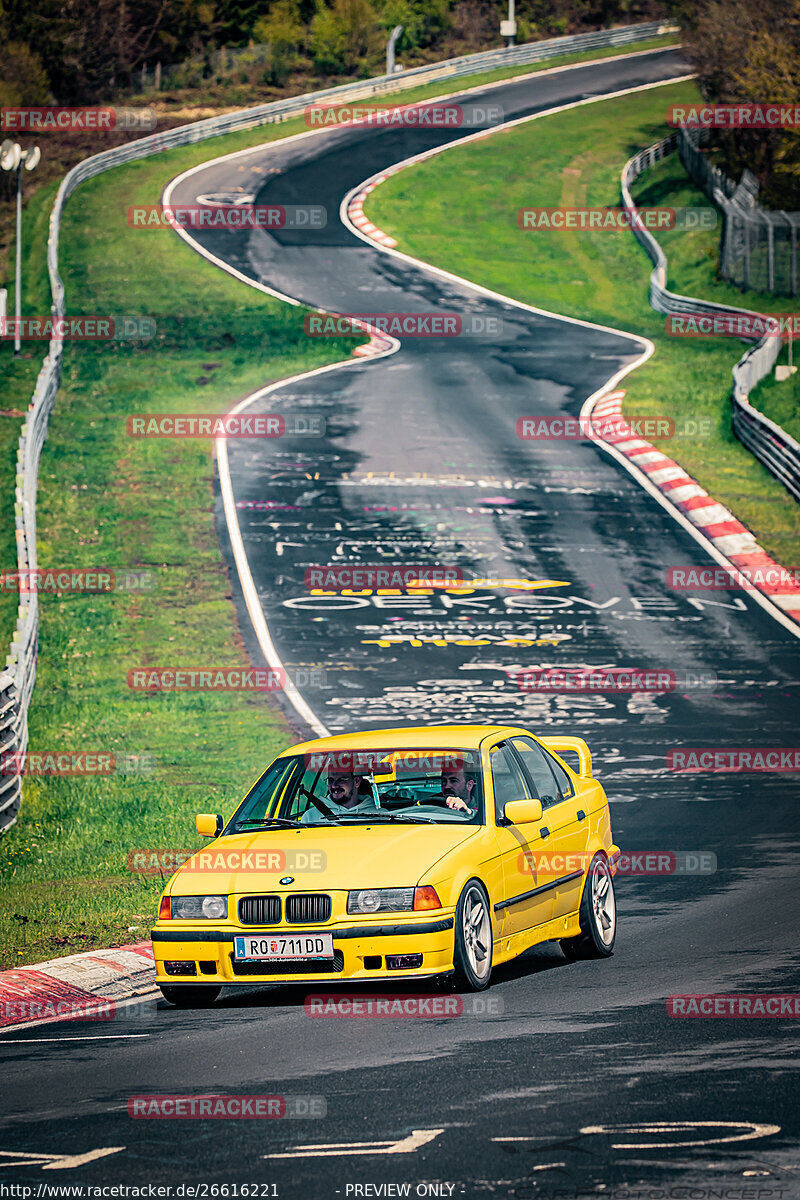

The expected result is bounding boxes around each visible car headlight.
[168,895,228,920]
[347,887,415,915]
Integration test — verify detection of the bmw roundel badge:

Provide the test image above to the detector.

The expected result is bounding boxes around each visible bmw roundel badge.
[280,876,294,885]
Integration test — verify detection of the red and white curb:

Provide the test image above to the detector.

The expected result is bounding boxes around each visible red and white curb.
[590,391,800,623]
[0,941,157,1031]
[347,176,399,249]
[352,327,395,357]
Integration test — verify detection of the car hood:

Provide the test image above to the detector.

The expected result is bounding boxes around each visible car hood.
[171,823,481,895]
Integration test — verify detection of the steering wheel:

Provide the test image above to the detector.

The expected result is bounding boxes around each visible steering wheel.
[420,793,463,809]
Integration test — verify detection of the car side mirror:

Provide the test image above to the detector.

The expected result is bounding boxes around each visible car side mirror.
[504,798,543,825]
[196,813,223,838]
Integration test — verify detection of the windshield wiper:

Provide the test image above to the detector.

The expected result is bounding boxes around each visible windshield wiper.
[336,811,434,824]
[233,817,305,829]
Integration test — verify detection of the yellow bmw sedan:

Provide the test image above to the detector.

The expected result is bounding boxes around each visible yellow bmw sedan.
[151,724,619,1005]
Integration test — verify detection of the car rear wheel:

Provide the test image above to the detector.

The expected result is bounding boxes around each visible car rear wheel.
[159,985,221,1007]
[560,853,616,960]
[452,880,493,991]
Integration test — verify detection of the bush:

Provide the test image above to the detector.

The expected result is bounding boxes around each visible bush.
[372,0,453,50]
[311,0,383,74]
[253,1,307,85]
[0,41,50,106]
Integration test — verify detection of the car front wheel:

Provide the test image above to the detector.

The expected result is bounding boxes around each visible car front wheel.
[560,853,616,960]
[452,880,493,991]
[159,985,221,1007]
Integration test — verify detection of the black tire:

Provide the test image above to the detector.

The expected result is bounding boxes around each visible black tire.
[159,985,221,1007]
[452,879,493,991]
[559,853,616,961]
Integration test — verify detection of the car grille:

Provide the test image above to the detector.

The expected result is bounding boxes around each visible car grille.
[230,950,344,976]
[285,894,331,924]
[238,896,281,925]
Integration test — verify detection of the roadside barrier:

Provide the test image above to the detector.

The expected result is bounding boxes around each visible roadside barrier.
[621,137,800,505]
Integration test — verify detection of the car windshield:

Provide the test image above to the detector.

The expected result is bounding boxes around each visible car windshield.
[226,749,484,831]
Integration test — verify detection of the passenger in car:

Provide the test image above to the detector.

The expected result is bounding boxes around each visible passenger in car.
[300,767,379,823]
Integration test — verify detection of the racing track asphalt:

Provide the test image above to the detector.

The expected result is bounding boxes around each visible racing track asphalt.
[2,47,800,1200]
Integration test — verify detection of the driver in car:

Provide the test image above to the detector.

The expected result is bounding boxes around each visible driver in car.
[440,765,479,817]
[300,767,379,823]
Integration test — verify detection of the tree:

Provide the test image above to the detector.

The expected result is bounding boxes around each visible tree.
[0,41,50,106]
[2,0,217,100]
[371,0,453,51]
[310,0,383,74]
[253,0,307,83]
[677,0,800,208]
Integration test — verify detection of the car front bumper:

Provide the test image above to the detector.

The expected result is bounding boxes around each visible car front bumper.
[151,915,456,986]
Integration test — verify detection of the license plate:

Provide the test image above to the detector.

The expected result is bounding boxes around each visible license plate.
[233,933,334,961]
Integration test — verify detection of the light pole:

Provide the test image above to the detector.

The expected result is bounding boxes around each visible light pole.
[500,0,516,47]
[1,140,41,356]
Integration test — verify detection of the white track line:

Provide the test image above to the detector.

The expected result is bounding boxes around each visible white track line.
[340,76,693,346]
[0,1034,149,1042]
[214,351,397,739]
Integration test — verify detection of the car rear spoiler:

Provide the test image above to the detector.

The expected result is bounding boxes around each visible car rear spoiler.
[541,736,592,778]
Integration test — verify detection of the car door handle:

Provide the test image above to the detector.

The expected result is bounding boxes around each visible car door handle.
[577,809,586,821]
[540,826,550,839]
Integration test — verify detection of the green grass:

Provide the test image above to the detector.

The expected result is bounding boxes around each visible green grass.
[630,153,785,313]
[0,120,366,970]
[366,79,800,568]
[635,155,800,447]
[748,346,800,444]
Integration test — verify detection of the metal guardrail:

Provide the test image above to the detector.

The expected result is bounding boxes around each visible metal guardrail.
[131,20,677,97]
[0,20,677,832]
[621,138,800,507]
[679,128,800,297]
[731,342,800,502]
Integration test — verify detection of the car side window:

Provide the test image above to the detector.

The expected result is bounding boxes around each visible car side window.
[510,736,563,809]
[490,744,531,824]
[542,748,575,800]
[283,766,327,821]
[229,757,298,829]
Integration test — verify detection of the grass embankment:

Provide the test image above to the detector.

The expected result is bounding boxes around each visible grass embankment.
[0,122,366,969]
[0,36,681,968]
[748,351,800,445]
[365,80,800,567]
[634,153,800,447]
